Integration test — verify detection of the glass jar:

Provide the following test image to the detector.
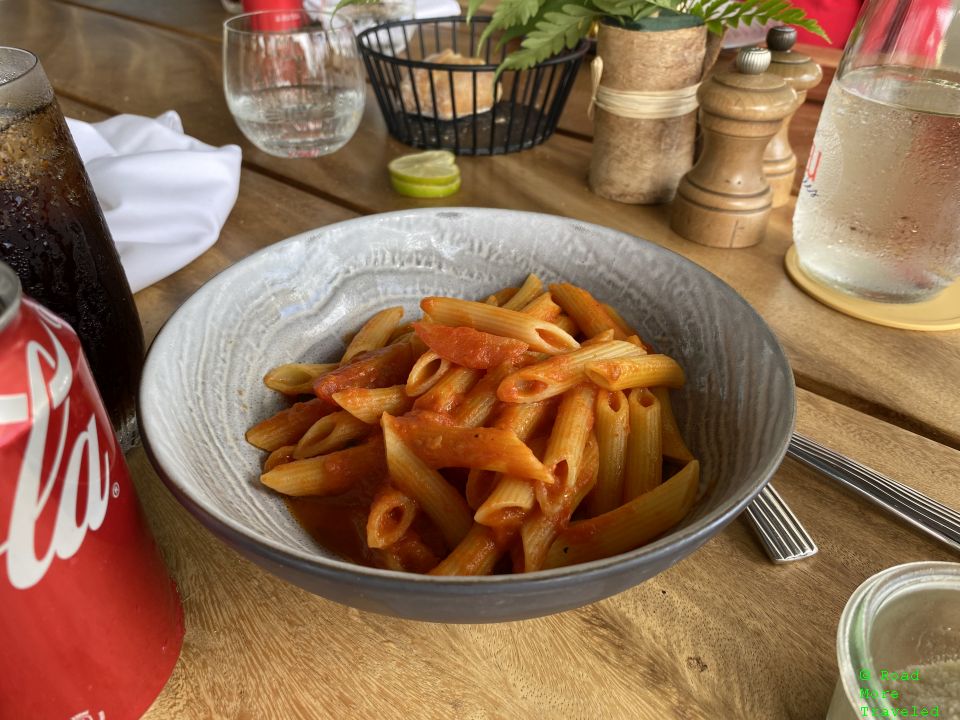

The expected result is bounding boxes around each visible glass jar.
[793,0,960,303]
[827,561,960,719]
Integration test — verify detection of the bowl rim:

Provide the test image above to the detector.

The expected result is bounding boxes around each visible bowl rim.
[139,207,796,590]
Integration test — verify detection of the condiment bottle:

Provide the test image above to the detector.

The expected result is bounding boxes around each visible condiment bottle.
[763,26,823,207]
[670,47,797,248]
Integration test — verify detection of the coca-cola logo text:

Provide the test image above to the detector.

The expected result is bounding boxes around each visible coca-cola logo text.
[0,308,113,590]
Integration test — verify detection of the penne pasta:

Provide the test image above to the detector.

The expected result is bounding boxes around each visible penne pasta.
[381,414,472,547]
[623,388,662,501]
[474,435,547,527]
[490,397,556,440]
[413,322,528,370]
[497,340,643,404]
[552,313,579,338]
[601,302,638,340]
[260,438,386,497]
[549,283,627,340]
[412,366,482,415]
[421,296,579,354]
[340,306,404,365]
[263,445,296,472]
[544,460,700,568]
[384,413,554,484]
[519,433,599,572]
[405,351,451,397]
[314,341,415,402]
[451,361,516,428]
[652,387,694,463]
[465,468,499,510]
[429,524,504,576]
[388,322,415,344]
[584,354,685,392]
[331,385,413,425]
[484,287,518,307]
[538,384,597,515]
[474,476,535,527]
[249,282,700,576]
[501,273,543,311]
[293,410,373,458]
[245,397,336,452]
[586,389,629,516]
[519,292,562,322]
[366,486,418,549]
[378,531,441,574]
[263,363,338,396]
[582,329,616,345]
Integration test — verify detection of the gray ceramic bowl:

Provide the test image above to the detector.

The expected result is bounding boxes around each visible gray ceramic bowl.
[140,208,795,622]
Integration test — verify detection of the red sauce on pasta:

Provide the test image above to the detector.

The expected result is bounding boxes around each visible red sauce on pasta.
[286,470,447,571]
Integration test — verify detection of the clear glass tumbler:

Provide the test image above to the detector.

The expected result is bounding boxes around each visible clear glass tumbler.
[793,0,960,303]
[826,562,960,719]
[223,9,365,158]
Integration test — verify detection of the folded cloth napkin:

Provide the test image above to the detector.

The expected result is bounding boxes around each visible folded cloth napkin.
[66,111,242,293]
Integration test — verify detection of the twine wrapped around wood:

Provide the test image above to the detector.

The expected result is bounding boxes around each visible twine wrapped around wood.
[588,21,717,205]
[588,57,701,121]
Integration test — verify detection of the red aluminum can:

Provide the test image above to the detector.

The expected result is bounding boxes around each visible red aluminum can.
[0,262,184,719]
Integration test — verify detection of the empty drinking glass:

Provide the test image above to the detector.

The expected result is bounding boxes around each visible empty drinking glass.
[223,9,365,158]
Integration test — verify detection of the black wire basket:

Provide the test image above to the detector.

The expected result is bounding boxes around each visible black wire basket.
[357,17,589,155]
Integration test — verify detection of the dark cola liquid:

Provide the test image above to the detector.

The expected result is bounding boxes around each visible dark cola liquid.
[0,100,144,448]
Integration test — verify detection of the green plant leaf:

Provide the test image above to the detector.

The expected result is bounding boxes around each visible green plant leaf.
[465,0,487,21]
[480,0,547,49]
[687,0,830,41]
[495,2,598,75]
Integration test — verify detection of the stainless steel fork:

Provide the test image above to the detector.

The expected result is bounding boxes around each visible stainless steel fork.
[787,433,960,553]
[744,483,819,563]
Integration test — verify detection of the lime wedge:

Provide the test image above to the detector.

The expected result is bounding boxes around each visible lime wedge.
[388,150,460,186]
[391,174,461,198]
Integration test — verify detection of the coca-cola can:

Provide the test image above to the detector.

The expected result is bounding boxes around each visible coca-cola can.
[0,262,184,719]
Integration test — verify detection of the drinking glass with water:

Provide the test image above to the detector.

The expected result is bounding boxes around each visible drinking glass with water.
[223,9,365,158]
[793,0,960,303]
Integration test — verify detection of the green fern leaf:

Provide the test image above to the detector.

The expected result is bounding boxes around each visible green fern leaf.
[465,0,486,21]
[688,0,829,41]
[479,0,545,48]
[496,3,598,74]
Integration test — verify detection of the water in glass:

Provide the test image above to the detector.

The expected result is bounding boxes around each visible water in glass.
[224,10,365,158]
[794,67,960,302]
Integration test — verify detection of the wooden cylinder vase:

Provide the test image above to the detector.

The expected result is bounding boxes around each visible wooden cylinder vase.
[588,19,707,205]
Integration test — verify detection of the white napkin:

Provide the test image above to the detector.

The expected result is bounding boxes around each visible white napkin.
[66,111,242,293]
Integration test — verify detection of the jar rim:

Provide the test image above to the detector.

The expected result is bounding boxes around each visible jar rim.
[223,9,353,36]
[837,561,960,712]
[0,47,39,89]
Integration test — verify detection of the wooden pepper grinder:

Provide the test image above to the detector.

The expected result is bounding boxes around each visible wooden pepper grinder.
[763,26,823,207]
[671,47,796,248]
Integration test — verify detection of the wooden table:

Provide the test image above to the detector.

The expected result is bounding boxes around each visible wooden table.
[4,2,959,717]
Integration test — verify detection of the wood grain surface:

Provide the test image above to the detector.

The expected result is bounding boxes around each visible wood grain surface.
[4,5,958,719]
[4,0,958,450]
[127,386,958,720]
